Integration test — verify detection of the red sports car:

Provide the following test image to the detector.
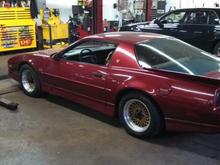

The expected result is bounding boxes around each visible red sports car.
[8,32,220,138]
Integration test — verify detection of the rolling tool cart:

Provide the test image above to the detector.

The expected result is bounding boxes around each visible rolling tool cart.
[0,7,37,53]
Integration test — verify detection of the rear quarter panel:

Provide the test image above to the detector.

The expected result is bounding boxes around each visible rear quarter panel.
[107,42,220,128]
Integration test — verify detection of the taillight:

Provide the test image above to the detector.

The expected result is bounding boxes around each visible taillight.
[214,90,220,110]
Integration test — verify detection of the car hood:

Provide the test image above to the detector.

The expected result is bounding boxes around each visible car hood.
[126,21,150,27]
[33,48,64,57]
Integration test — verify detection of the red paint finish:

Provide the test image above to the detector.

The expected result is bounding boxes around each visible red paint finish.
[8,32,220,133]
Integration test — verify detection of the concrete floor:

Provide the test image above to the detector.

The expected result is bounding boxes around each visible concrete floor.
[0,80,220,165]
[0,78,19,94]
[0,54,21,78]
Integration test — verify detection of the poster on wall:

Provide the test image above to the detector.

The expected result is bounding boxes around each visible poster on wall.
[78,0,93,7]
[118,0,129,11]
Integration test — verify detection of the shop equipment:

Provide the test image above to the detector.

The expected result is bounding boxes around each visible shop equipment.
[40,8,69,49]
[0,97,18,111]
[0,7,37,53]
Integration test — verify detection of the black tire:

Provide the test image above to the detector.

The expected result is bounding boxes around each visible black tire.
[214,42,220,56]
[118,92,163,138]
[19,64,42,97]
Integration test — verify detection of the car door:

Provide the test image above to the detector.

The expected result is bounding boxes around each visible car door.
[177,10,215,51]
[40,49,80,95]
[141,10,187,37]
[73,40,117,110]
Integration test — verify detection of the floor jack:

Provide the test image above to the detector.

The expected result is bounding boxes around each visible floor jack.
[0,97,18,111]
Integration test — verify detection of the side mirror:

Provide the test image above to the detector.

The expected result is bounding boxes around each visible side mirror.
[154,19,164,28]
[51,52,62,61]
[214,19,220,25]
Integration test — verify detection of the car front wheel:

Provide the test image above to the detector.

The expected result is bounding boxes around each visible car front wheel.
[119,92,163,138]
[19,64,42,97]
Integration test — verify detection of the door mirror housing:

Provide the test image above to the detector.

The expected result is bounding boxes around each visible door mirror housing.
[51,52,62,61]
[214,19,220,25]
[155,18,164,28]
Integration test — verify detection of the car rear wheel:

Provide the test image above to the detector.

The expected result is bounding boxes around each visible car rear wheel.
[118,92,163,138]
[214,42,220,57]
[19,64,42,97]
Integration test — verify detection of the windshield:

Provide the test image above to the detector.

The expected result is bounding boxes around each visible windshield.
[136,37,220,76]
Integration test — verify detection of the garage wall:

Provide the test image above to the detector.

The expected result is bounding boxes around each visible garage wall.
[166,0,220,12]
[46,0,119,22]
[46,0,77,8]
[37,0,46,11]
[103,0,118,21]
[46,0,78,22]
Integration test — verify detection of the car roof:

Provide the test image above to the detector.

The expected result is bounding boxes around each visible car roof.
[170,8,220,12]
[84,32,168,44]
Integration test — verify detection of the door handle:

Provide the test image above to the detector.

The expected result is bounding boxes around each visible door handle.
[92,72,103,78]
[194,31,203,34]
[179,30,187,33]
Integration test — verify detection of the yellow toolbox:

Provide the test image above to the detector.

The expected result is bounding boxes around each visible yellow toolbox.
[0,7,37,53]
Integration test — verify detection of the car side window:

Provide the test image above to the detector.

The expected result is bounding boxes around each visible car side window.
[135,44,187,73]
[209,11,219,24]
[184,11,208,24]
[136,44,169,67]
[63,40,117,66]
[160,11,186,24]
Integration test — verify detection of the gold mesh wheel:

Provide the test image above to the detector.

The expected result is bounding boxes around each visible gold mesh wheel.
[123,99,151,133]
